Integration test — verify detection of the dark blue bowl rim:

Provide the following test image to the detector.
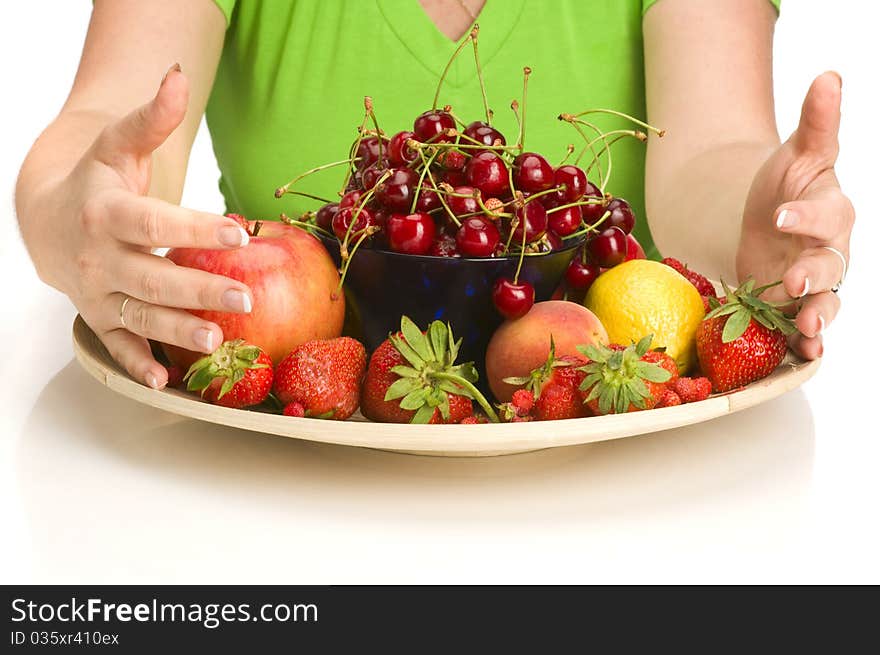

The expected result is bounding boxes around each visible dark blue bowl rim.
[317,232,586,263]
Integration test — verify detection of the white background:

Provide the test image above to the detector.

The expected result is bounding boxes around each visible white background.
[0,1,877,584]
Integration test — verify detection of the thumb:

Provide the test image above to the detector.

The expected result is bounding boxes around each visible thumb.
[792,71,842,163]
[96,64,189,159]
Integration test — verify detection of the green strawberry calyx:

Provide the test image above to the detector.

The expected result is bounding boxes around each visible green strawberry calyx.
[705,278,797,344]
[502,336,573,399]
[576,335,672,415]
[184,339,269,400]
[384,316,499,424]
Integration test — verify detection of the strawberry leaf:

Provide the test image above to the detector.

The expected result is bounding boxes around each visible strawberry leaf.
[411,404,436,424]
[634,361,672,383]
[218,376,236,400]
[401,316,432,363]
[390,333,425,368]
[390,365,421,379]
[399,388,429,411]
[428,321,448,364]
[384,377,421,401]
[722,307,752,343]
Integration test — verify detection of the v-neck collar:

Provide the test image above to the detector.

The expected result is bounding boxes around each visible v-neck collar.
[375,0,526,87]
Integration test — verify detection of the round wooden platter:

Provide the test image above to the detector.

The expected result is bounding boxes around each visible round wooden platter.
[72,315,820,457]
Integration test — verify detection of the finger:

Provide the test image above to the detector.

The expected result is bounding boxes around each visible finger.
[788,332,823,361]
[103,192,250,249]
[782,248,849,298]
[792,71,842,163]
[100,327,168,389]
[110,252,253,313]
[794,291,840,338]
[112,293,223,354]
[773,187,855,242]
[94,63,189,160]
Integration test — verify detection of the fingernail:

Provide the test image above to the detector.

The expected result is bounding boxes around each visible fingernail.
[776,209,798,229]
[817,314,825,334]
[222,289,252,313]
[146,372,160,390]
[161,62,181,85]
[195,328,214,352]
[800,277,811,298]
[218,225,250,247]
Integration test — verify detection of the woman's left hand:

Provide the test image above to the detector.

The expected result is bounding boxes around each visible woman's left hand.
[736,71,854,360]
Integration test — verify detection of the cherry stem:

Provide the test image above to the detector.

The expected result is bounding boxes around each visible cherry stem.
[469,25,492,125]
[432,29,475,110]
[340,170,390,257]
[365,96,384,163]
[410,148,440,213]
[279,214,335,240]
[340,109,374,193]
[567,209,611,239]
[510,100,522,152]
[275,157,359,198]
[433,372,499,423]
[276,189,335,204]
[545,197,605,215]
[558,143,575,167]
[572,108,665,137]
[252,221,262,237]
[337,228,379,293]
[444,106,469,129]
[418,150,460,227]
[513,206,527,283]
[518,67,532,152]
[558,115,605,179]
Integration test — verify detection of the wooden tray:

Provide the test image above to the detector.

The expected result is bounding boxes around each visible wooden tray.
[72,315,820,457]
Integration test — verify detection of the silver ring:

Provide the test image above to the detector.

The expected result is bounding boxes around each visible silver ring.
[119,295,132,330]
[822,246,847,292]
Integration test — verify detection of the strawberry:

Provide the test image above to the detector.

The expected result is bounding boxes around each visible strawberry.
[273,337,366,420]
[283,402,306,417]
[672,377,712,403]
[511,389,535,415]
[503,338,589,421]
[360,317,497,424]
[696,279,796,392]
[656,389,682,408]
[184,339,273,409]
[165,364,184,388]
[662,257,717,298]
[642,349,679,387]
[577,336,674,415]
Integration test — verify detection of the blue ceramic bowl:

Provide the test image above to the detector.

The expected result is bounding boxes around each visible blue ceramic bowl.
[319,234,584,377]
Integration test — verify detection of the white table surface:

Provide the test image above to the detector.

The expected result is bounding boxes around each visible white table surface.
[1,0,878,584]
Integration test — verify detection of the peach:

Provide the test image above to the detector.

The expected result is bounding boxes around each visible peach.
[485,300,609,401]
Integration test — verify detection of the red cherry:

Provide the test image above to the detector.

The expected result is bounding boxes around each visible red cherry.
[315,202,339,231]
[339,189,366,210]
[513,152,554,193]
[439,169,468,187]
[605,197,636,234]
[565,257,601,290]
[413,110,455,143]
[465,150,510,198]
[438,149,467,171]
[361,161,389,190]
[429,232,460,257]
[625,233,646,261]
[545,231,564,251]
[356,136,384,170]
[415,187,441,213]
[387,213,436,255]
[448,185,481,217]
[513,200,548,243]
[586,226,627,268]
[548,205,583,237]
[456,217,500,257]
[388,131,418,166]
[377,167,419,212]
[332,206,374,241]
[492,278,535,319]
[553,165,588,204]
[581,180,607,223]
[463,121,507,147]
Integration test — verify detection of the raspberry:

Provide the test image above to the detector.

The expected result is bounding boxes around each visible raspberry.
[672,377,712,403]
[656,389,682,407]
[661,257,687,275]
[283,402,306,417]
[662,257,717,298]
[511,389,535,415]
[702,296,712,313]
[510,415,533,422]
[460,415,488,424]
[165,365,184,388]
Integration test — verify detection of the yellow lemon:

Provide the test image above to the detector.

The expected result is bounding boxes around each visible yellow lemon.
[584,259,705,373]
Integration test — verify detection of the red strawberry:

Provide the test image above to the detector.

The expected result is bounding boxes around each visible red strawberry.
[642,350,679,387]
[273,337,366,420]
[184,339,273,409]
[696,279,796,392]
[283,402,306,417]
[671,377,712,403]
[361,317,495,424]
[511,389,535,415]
[662,257,717,298]
[577,336,674,415]
[656,389,682,408]
[165,364,184,388]
[503,339,589,421]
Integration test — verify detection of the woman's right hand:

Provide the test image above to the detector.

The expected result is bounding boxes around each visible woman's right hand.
[28,67,253,390]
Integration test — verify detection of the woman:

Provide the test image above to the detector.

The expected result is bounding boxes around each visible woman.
[15,0,853,390]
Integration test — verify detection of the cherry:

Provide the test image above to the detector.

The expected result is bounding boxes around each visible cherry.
[361,161,389,190]
[377,167,419,212]
[356,136,384,170]
[553,165,588,204]
[339,189,366,210]
[456,217,500,257]
[463,121,507,147]
[625,233,646,261]
[492,278,535,319]
[413,110,455,143]
[439,169,468,187]
[415,187,442,213]
[315,202,339,231]
[465,150,509,198]
[448,185,481,217]
[388,131,418,166]
[543,231,563,251]
[429,233,460,257]
[513,152,554,193]
[513,200,548,243]
[438,149,467,171]
[604,197,636,234]
[586,226,627,268]
[387,212,436,255]
[565,257,601,290]
[548,205,583,237]
[373,207,391,230]
[332,206,374,241]
[580,180,607,224]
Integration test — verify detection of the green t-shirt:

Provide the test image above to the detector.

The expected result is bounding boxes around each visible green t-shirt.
[207,0,780,259]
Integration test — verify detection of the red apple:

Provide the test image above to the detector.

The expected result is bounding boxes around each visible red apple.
[625,234,646,261]
[163,220,345,368]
